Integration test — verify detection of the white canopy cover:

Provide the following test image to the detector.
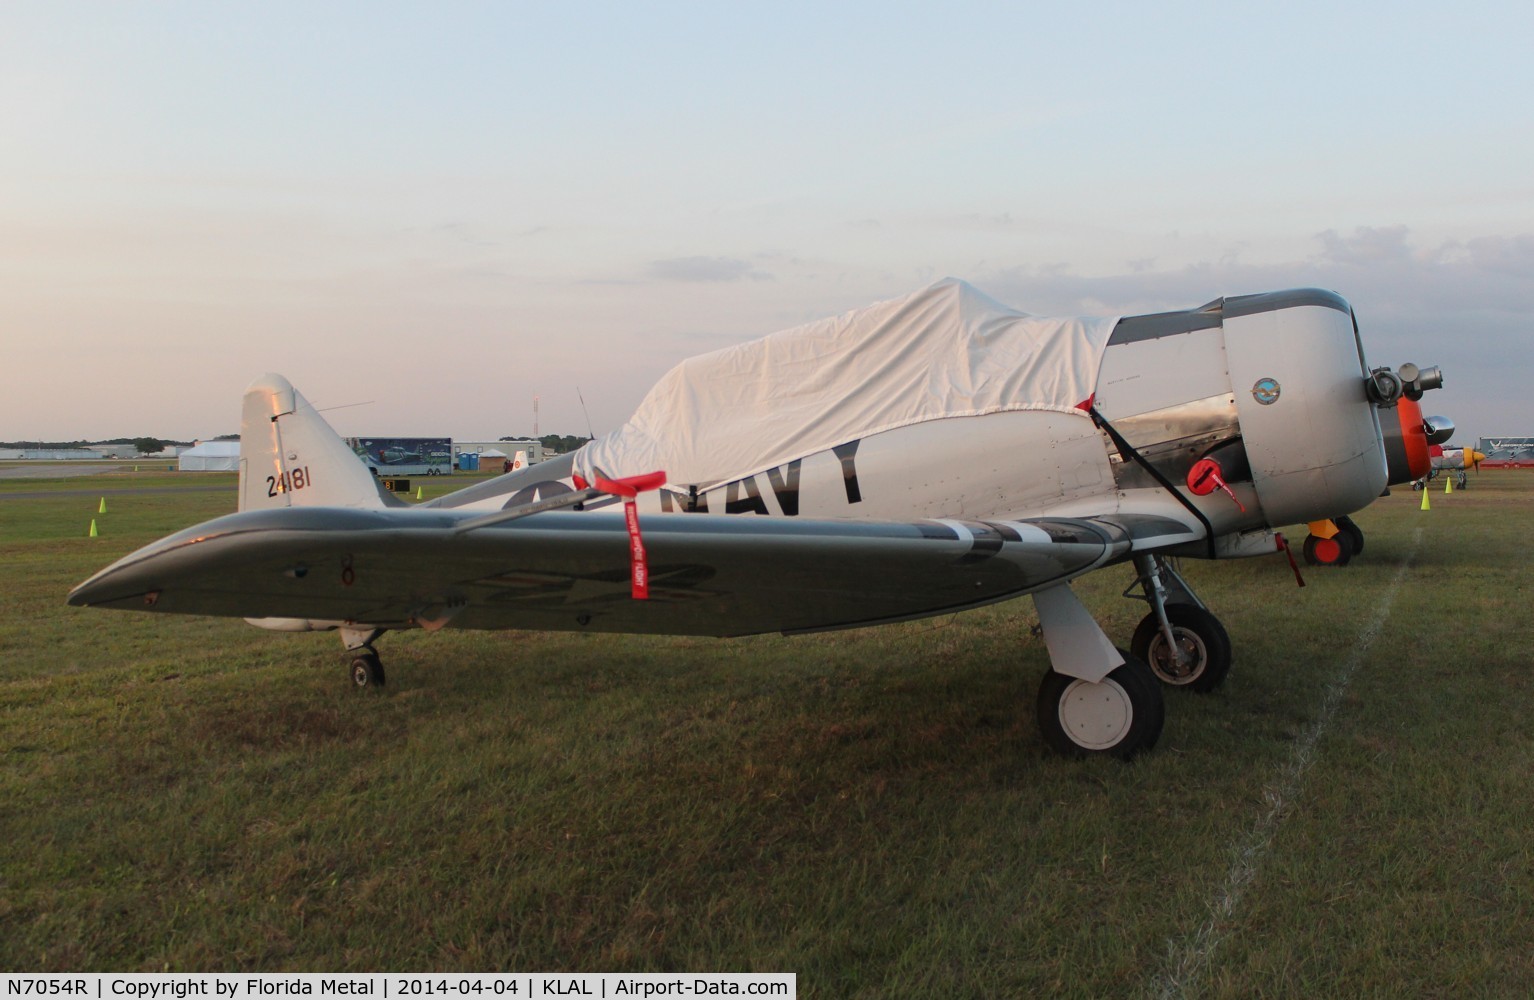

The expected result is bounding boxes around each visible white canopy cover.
[577,278,1119,488]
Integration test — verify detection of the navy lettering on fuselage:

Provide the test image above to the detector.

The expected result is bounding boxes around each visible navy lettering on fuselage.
[659,488,708,513]
[765,459,802,516]
[833,440,863,504]
[725,476,770,515]
[665,441,861,516]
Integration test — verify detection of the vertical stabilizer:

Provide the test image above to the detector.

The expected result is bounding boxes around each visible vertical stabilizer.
[239,374,391,512]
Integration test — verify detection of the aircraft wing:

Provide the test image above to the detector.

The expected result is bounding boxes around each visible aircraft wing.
[67,507,1198,638]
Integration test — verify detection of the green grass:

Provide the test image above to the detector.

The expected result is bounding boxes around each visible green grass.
[2,470,1532,996]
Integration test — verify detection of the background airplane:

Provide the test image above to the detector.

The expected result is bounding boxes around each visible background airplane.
[70,280,1433,760]
[1413,444,1487,491]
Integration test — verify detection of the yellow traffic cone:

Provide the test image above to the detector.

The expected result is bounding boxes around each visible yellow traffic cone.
[1420,488,1430,511]
[416,487,423,500]
[89,519,98,537]
[1444,476,1453,494]
[98,497,107,514]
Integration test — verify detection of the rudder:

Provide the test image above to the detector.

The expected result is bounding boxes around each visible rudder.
[239,373,395,512]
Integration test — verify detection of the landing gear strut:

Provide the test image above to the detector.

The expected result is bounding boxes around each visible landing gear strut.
[1036,649,1164,759]
[1131,604,1232,691]
[341,626,387,689]
[350,650,386,688]
[1030,585,1165,758]
[1126,554,1233,692]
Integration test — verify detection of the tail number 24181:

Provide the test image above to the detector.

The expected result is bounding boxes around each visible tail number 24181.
[267,467,312,497]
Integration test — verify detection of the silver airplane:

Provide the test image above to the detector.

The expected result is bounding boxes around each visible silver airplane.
[68,280,1442,759]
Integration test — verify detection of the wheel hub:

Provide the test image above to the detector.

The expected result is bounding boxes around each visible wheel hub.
[1151,630,1206,683]
[1056,677,1134,750]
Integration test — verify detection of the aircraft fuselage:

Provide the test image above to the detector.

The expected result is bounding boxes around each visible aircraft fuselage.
[438,289,1389,552]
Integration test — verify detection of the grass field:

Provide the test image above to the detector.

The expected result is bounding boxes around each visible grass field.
[2,466,1531,996]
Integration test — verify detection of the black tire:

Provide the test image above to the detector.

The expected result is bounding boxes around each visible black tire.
[1036,650,1164,760]
[1131,604,1233,692]
[1334,515,1364,556]
[1302,530,1353,567]
[350,652,386,688]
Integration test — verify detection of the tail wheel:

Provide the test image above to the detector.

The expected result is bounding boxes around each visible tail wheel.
[1036,650,1164,760]
[1131,604,1232,692]
[350,652,386,688]
[1302,530,1354,567]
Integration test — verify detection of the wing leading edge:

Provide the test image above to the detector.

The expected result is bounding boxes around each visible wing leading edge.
[67,507,1197,638]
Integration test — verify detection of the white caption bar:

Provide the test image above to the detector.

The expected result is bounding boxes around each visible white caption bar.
[1,975,795,1000]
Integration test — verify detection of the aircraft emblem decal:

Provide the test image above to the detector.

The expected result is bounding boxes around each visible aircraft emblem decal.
[1252,377,1281,405]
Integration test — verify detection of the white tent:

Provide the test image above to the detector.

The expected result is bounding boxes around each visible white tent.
[179,441,241,471]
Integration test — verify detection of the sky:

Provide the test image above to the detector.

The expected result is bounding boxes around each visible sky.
[3,1,1531,444]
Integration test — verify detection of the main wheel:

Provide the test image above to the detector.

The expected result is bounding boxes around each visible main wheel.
[1036,650,1164,760]
[1302,530,1354,567]
[1131,604,1233,692]
[350,651,386,688]
[1335,515,1365,556]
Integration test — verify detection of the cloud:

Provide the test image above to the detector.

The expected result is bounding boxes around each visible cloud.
[646,256,772,283]
[1316,225,1413,265]
[970,226,1534,316]
[968,225,1534,442]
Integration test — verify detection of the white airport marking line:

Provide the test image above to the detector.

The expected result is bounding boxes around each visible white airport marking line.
[1147,528,1422,1000]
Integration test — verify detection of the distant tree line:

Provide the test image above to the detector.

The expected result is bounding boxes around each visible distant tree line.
[501,434,592,455]
[4,433,592,455]
[1,436,192,453]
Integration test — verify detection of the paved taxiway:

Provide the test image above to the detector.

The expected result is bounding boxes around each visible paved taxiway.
[0,464,232,501]
[0,463,124,479]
